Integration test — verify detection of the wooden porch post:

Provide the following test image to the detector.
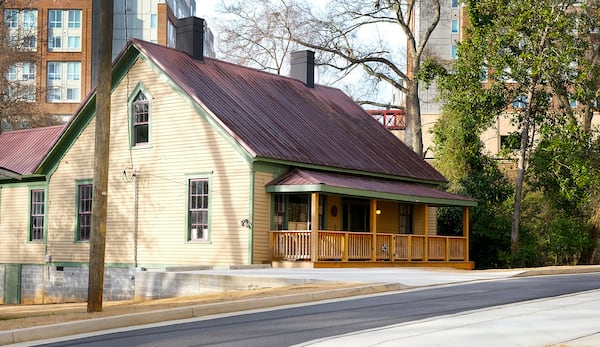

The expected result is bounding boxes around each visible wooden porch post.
[310,193,320,262]
[424,204,429,261]
[463,206,470,261]
[370,200,378,261]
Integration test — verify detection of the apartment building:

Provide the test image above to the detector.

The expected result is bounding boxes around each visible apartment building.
[407,0,598,158]
[412,0,466,158]
[2,0,214,121]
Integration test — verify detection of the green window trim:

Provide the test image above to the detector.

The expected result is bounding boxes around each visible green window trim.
[128,82,153,148]
[28,188,46,242]
[74,179,93,242]
[185,174,212,243]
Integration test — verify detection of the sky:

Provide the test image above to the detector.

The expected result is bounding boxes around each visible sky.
[196,0,222,22]
[192,0,399,106]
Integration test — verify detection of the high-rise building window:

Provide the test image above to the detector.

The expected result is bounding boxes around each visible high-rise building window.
[6,65,17,80]
[4,9,18,28]
[150,14,158,29]
[48,9,81,52]
[167,20,176,48]
[6,62,36,101]
[451,19,459,34]
[4,9,37,50]
[46,61,81,102]
[67,10,81,28]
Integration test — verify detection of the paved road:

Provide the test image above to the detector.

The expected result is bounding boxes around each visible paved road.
[32,273,600,347]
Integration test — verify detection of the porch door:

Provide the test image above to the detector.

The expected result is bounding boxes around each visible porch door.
[342,198,370,232]
[4,264,21,304]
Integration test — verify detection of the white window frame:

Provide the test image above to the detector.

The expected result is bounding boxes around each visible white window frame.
[47,9,82,52]
[187,178,210,242]
[46,61,81,103]
[4,9,37,50]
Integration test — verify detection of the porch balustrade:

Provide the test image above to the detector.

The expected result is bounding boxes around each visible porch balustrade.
[270,230,468,262]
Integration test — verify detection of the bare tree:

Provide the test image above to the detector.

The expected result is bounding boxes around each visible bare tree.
[215,0,441,157]
[214,0,305,75]
[0,2,50,133]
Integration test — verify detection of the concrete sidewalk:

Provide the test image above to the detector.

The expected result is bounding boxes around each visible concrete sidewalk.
[297,289,600,347]
[1,266,600,346]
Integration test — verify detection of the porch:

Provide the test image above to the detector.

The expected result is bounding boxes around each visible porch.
[270,230,474,270]
[265,169,477,270]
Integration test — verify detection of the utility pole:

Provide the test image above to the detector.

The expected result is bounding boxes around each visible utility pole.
[87,0,113,313]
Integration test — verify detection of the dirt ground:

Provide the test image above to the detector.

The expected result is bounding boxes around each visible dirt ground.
[0,282,362,331]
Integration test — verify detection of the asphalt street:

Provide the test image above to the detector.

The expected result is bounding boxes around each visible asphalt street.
[0,267,600,347]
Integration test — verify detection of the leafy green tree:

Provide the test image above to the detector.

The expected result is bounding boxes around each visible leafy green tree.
[525,119,600,264]
[455,0,593,257]
[430,11,514,268]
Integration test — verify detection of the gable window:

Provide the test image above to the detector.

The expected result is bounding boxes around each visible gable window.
[188,178,209,241]
[30,189,45,241]
[132,90,149,146]
[77,183,93,241]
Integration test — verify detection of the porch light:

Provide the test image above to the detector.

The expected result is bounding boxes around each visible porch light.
[376,209,382,215]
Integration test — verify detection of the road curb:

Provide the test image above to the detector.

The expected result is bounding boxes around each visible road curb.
[513,265,600,277]
[0,282,404,346]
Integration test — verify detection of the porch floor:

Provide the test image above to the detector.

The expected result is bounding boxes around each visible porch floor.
[272,260,475,270]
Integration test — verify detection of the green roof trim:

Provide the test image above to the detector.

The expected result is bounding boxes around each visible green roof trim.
[266,183,477,207]
[253,157,444,186]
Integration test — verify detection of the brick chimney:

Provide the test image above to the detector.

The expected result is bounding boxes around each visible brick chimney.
[290,50,315,88]
[176,16,205,60]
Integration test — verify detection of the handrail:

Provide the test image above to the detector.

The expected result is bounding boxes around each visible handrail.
[270,230,467,262]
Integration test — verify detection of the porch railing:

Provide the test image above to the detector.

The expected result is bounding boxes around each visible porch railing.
[270,230,468,262]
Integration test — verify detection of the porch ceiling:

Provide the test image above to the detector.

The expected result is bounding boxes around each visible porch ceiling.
[266,169,477,207]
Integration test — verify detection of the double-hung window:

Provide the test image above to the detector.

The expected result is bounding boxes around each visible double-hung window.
[30,189,45,241]
[77,183,93,241]
[188,179,209,241]
[132,91,149,145]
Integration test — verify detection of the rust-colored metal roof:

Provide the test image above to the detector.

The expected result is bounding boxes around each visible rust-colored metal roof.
[0,126,64,176]
[131,39,447,183]
[268,169,476,206]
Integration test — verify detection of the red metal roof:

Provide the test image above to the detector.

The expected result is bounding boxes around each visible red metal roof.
[0,126,64,176]
[131,39,447,183]
[268,169,476,206]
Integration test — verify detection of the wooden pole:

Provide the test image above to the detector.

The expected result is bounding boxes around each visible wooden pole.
[87,0,113,313]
